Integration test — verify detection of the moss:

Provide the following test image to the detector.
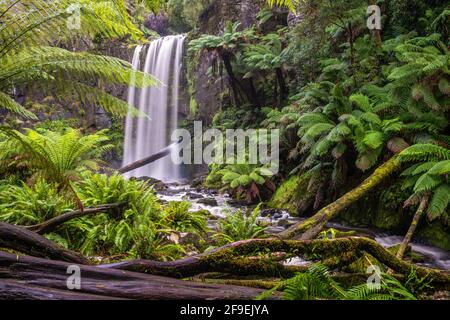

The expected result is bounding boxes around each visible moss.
[340,179,450,251]
[189,96,198,115]
[416,221,450,251]
[344,253,385,274]
[267,173,317,216]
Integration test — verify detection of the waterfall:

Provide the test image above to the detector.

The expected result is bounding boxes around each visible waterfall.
[123,35,186,182]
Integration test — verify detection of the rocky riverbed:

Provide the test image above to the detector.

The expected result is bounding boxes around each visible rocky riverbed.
[156,182,450,271]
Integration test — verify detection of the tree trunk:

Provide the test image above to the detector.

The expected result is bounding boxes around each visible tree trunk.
[220,51,244,104]
[0,280,123,300]
[118,143,176,174]
[279,157,401,240]
[397,195,429,260]
[275,68,288,104]
[25,203,124,235]
[0,222,88,264]
[0,251,274,300]
[102,237,450,283]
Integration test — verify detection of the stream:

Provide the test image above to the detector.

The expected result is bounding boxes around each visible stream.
[156,182,450,271]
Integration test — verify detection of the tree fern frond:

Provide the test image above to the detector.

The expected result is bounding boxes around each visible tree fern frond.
[0,91,37,119]
[427,184,450,220]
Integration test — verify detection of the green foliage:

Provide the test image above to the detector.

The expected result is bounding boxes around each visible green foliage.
[206,163,276,203]
[243,33,283,71]
[266,0,299,12]
[282,264,417,300]
[0,179,72,225]
[399,144,450,223]
[189,22,254,52]
[214,207,267,245]
[0,0,156,119]
[68,173,185,260]
[0,128,113,208]
[161,201,208,234]
[166,0,210,31]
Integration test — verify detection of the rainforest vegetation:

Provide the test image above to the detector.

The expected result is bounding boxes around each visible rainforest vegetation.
[0,0,449,301]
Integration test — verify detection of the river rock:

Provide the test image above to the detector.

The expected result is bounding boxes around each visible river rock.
[260,208,284,218]
[185,192,204,200]
[277,219,292,228]
[134,176,166,190]
[179,232,202,248]
[191,176,206,188]
[197,197,218,206]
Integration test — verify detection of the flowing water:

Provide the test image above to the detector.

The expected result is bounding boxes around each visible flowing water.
[123,35,186,182]
[157,183,450,270]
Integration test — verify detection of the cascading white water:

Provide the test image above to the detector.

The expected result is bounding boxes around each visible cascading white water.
[123,35,185,182]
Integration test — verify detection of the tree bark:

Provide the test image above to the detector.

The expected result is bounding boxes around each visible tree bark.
[279,157,401,240]
[275,68,288,104]
[118,143,176,174]
[397,195,429,260]
[25,203,124,234]
[0,222,88,264]
[0,251,274,300]
[0,279,124,300]
[220,51,244,104]
[102,237,450,283]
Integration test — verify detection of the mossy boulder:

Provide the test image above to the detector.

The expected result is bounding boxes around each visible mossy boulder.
[340,180,413,231]
[267,174,318,216]
[416,222,450,251]
[340,179,450,251]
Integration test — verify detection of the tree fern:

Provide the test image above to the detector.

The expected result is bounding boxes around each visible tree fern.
[0,0,157,119]
[399,143,450,222]
[0,127,113,208]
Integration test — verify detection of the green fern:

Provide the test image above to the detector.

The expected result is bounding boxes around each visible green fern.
[0,0,157,119]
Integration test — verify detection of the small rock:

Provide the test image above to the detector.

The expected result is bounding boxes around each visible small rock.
[273,213,283,220]
[197,197,218,206]
[191,176,205,188]
[179,232,202,248]
[185,192,204,200]
[260,208,283,217]
[134,176,165,190]
[277,219,291,228]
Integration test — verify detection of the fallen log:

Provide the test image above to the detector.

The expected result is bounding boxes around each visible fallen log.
[0,222,88,264]
[101,254,309,279]
[118,142,177,174]
[102,237,450,283]
[0,279,124,300]
[279,157,402,240]
[0,251,275,300]
[25,203,124,234]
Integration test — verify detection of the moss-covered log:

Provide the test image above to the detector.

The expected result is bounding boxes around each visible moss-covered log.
[100,253,309,279]
[103,237,450,283]
[279,157,401,240]
[397,196,429,259]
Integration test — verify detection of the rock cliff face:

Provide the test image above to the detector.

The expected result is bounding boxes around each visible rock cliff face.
[198,0,263,34]
[186,0,267,125]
